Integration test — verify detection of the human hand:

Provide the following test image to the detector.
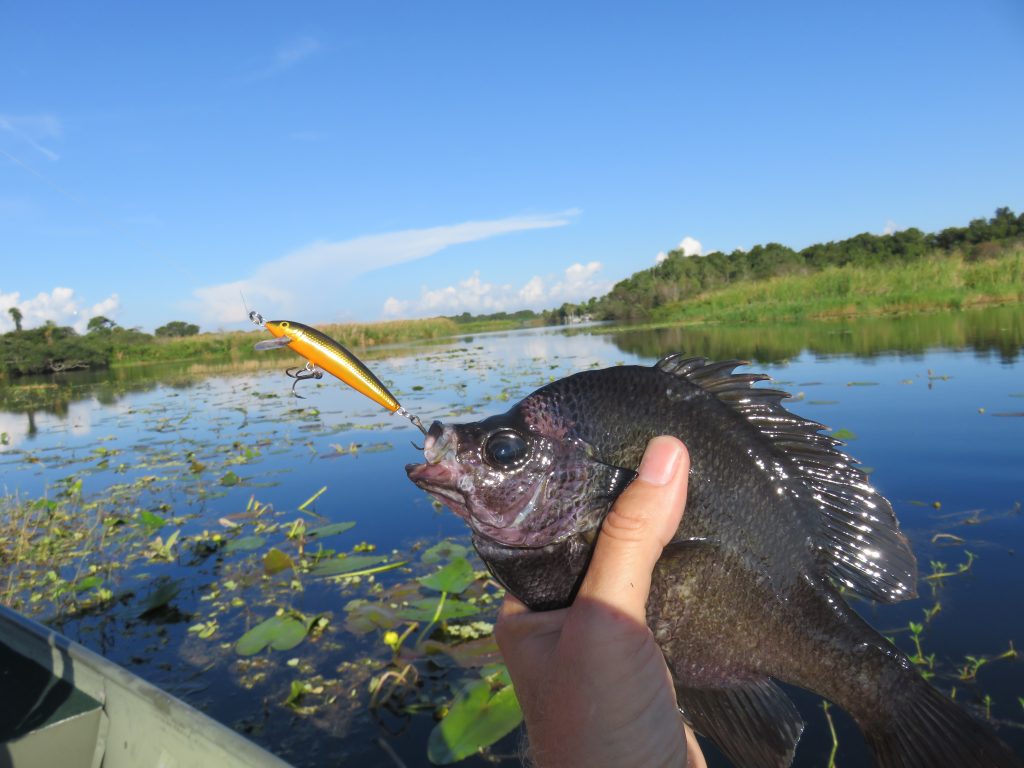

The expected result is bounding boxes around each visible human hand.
[495,436,706,768]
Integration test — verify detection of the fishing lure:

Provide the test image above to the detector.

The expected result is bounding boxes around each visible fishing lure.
[250,310,426,434]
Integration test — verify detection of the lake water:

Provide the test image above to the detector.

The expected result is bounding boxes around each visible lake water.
[1,306,1022,766]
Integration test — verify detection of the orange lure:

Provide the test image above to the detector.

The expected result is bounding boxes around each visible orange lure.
[251,312,425,433]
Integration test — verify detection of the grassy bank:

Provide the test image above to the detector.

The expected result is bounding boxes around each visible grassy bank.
[110,316,466,368]
[649,248,1024,325]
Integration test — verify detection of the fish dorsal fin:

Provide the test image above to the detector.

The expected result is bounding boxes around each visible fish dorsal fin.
[656,354,917,603]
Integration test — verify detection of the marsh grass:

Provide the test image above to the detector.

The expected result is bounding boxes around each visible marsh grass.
[108,316,464,368]
[650,249,1024,325]
[0,486,115,613]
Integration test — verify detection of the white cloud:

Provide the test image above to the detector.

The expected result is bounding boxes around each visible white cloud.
[678,236,703,256]
[882,219,898,236]
[0,287,120,333]
[655,236,702,264]
[382,261,611,318]
[382,296,408,316]
[0,113,62,161]
[192,210,579,324]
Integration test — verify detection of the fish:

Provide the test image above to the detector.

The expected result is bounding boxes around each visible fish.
[251,315,425,433]
[406,354,1022,768]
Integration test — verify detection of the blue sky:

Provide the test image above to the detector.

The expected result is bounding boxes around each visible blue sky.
[2,1,1022,333]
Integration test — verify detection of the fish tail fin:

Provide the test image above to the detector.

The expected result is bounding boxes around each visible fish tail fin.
[863,676,1021,768]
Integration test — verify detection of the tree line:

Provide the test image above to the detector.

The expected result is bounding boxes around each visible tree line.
[0,316,200,378]
[563,207,1024,321]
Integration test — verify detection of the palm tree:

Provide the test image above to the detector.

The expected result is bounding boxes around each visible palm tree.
[7,306,23,332]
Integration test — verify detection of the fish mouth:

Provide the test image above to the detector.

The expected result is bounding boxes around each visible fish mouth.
[406,460,564,548]
[406,421,472,518]
[405,461,471,519]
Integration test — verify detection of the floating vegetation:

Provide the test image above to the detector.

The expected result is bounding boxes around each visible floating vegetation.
[924,551,976,583]
[3,318,1024,765]
[235,612,324,656]
[830,427,857,440]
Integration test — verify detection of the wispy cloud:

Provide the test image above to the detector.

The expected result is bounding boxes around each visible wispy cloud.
[0,287,120,333]
[275,36,320,69]
[382,260,610,318]
[242,36,322,80]
[0,113,62,161]
[192,210,580,325]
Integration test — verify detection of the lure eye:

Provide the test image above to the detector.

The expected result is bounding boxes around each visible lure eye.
[484,430,529,468]
[279,321,290,328]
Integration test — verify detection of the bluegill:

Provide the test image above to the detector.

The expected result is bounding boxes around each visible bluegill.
[406,355,1021,767]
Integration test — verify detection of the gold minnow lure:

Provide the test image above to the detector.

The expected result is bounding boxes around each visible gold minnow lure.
[250,310,426,434]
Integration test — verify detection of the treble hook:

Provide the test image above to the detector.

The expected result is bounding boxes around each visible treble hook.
[285,362,324,398]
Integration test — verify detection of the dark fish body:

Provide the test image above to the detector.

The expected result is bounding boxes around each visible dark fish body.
[406,355,1021,767]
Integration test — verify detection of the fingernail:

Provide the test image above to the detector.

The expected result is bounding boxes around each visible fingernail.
[637,436,681,486]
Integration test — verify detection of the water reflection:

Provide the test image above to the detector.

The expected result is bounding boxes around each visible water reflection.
[2,305,1022,439]
[606,304,1024,364]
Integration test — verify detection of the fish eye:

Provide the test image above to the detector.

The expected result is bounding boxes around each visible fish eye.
[484,430,529,468]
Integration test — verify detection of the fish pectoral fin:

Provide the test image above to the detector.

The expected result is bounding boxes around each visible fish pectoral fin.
[253,337,293,351]
[591,459,637,501]
[676,677,804,768]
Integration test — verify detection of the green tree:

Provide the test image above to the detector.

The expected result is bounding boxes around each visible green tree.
[7,306,23,332]
[154,320,200,337]
[87,315,116,332]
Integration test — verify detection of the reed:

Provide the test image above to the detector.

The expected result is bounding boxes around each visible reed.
[110,316,462,368]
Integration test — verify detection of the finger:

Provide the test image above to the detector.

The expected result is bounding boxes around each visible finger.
[498,594,530,618]
[577,436,690,623]
[496,595,567,644]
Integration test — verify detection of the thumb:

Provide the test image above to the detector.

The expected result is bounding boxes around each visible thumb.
[576,436,690,623]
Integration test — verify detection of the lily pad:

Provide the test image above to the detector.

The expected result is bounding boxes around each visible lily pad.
[136,578,183,617]
[235,613,313,656]
[422,540,469,564]
[309,554,387,577]
[225,535,265,553]
[419,557,476,595]
[219,470,241,487]
[137,509,167,531]
[263,547,295,575]
[433,636,503,668]
[74,574,104,593]
[427,678,522,764]
[343,600,402,634]
[306,521,356,539]
[396,597,480,622]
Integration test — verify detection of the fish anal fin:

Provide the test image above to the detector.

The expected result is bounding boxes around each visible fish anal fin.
[676,677,803,768]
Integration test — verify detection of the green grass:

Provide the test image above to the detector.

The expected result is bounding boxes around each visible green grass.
[650,249,1024,325]
[109,316,466,368]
